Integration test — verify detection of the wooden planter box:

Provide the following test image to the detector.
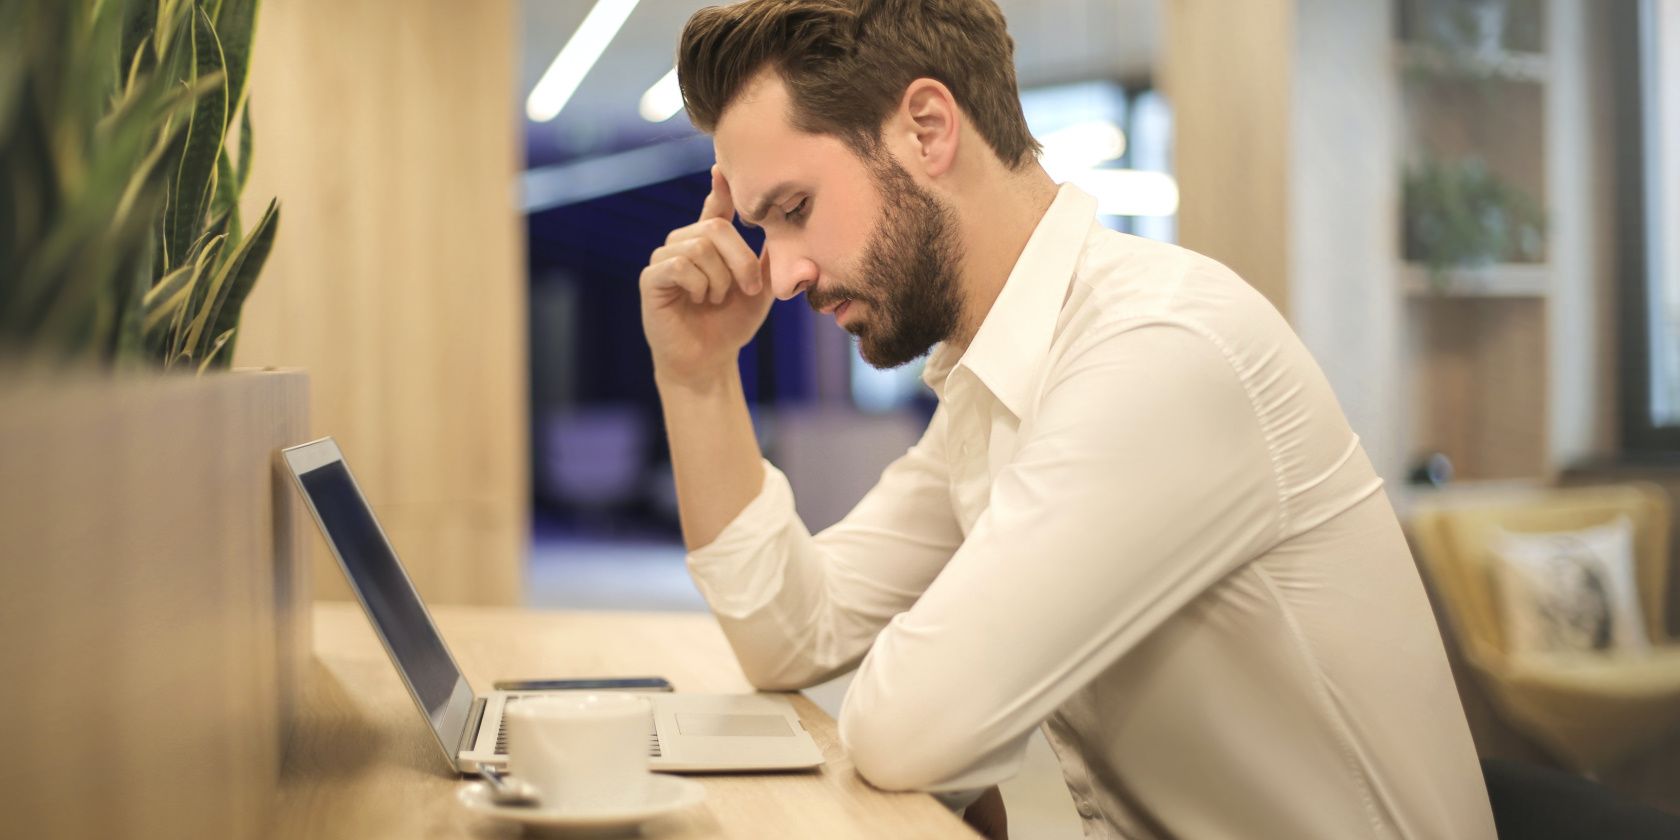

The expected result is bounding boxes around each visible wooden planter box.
[0,368,311,839]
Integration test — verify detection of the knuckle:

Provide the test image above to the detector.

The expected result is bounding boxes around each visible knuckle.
[653,257,683,283]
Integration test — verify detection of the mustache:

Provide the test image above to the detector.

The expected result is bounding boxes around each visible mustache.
[806,285,869,313]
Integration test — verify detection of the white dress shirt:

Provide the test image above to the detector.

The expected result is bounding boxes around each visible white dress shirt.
[687,185,1497,839]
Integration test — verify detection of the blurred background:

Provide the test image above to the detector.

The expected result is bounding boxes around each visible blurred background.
[213,0,1677,835]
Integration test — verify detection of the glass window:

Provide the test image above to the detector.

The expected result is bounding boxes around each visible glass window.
[1643,0,1680,427]
[1620,0,1680,450]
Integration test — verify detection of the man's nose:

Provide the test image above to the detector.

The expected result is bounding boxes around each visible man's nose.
[769,252,819,301]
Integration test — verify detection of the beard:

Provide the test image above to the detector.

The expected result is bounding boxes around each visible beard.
[805,157,964,369]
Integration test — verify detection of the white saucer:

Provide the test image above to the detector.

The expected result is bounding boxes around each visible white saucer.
[457,774,705,834]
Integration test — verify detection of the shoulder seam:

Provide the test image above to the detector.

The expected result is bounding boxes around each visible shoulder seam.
[1059,316,1291,544]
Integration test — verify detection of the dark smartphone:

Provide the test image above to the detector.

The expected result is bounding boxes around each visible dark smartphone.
[491,676,675,692]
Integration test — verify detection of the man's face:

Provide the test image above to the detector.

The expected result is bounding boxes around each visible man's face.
[714,73,963,369]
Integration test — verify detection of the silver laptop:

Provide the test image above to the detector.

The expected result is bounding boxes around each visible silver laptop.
[281,436,825,774]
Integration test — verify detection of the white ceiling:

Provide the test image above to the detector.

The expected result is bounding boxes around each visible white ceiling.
[519,0,1161,158]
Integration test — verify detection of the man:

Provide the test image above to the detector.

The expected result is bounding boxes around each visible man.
[638,1,1497,837]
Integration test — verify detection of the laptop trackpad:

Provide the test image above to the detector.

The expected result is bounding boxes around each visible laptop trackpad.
[675,713,794,737]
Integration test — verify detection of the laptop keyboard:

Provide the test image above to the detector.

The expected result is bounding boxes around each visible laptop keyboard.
[492,699,662,758]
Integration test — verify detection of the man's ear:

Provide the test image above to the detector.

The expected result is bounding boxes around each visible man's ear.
[893,77,960,178]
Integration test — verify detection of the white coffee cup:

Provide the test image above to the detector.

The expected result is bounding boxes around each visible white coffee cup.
[504,692,652,812]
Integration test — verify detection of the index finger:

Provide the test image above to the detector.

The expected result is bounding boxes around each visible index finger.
[698,165,736,223]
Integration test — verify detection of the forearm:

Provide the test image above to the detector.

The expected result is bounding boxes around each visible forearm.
[666,388,963,691]
[657,366,765,550]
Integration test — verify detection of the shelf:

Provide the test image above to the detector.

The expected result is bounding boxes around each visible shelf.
[1395,43,1549,83]
[1402,263,1549,298]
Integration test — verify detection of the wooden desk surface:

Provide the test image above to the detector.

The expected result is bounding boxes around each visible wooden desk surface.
[280,602,976,839]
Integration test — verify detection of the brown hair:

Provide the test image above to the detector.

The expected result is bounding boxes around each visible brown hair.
[677,0,1041,170]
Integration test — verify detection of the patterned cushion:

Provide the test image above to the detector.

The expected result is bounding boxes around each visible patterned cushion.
[1488,517,1650,656]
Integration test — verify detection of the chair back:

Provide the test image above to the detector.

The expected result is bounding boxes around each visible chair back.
[1410,483,1672,662]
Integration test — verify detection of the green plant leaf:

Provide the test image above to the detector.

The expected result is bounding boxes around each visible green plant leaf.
[165,262,194,366]
[147,231,221,335]
[113,234,156,367]
[198,326,235,373]
[210,144,239,228]
[1403,154,1547,281]
[187,203,231,264]
[155,0,189,60]
[0,1,26,146]
[1,0,276,370]
[22,17,200,352]
[156,0,194,89]
[214,0,258,118]
[152,6,195,270]
[0,0,154,357]
[194,196,276,363]
[180,194,265,354]
[143,262,194,334]
[166,4,227,269]
[122,31,152,97]
[236,98,251,191]
[119,0,157,88]
[111,76,205,231]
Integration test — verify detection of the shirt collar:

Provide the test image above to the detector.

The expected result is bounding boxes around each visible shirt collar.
[921,183,1098,416]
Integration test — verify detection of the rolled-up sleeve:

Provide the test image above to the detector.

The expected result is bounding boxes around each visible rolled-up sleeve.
[838,323,1285,792]
[686,405,966,691]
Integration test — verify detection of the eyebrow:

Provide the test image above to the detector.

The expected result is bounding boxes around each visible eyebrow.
[738,182,798,228]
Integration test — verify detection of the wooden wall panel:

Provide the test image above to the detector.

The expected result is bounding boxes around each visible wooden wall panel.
[1162,0,1294,317]
[234,0,528,605]
[1407,298,1549,480]
[0,370,311,840]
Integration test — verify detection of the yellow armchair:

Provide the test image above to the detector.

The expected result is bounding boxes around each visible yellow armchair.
[1409,483,1680,773]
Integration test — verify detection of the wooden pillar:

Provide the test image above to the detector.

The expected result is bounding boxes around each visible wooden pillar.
[235,0,528,605]
[1161,0,1295,317]
[1163,0,1404,484]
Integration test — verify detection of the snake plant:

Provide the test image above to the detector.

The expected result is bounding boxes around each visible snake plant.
[0,0,279,373]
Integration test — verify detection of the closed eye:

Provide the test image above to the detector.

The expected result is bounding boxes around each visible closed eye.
[783,197,810,222]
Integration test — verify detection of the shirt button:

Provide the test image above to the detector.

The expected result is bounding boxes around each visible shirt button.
[1075,800,1096,819]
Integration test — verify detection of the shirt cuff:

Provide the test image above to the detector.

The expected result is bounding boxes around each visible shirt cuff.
[684,459,800,619]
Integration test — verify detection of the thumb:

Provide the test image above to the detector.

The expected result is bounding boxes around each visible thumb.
[698,165,736,223]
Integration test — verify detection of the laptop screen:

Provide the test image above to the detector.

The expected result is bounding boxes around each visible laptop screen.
[288,441,475,762]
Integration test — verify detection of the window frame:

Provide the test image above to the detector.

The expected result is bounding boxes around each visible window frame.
[1614,0,1680,454]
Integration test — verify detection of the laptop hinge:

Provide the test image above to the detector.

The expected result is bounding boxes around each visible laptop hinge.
[458,697,487,754]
